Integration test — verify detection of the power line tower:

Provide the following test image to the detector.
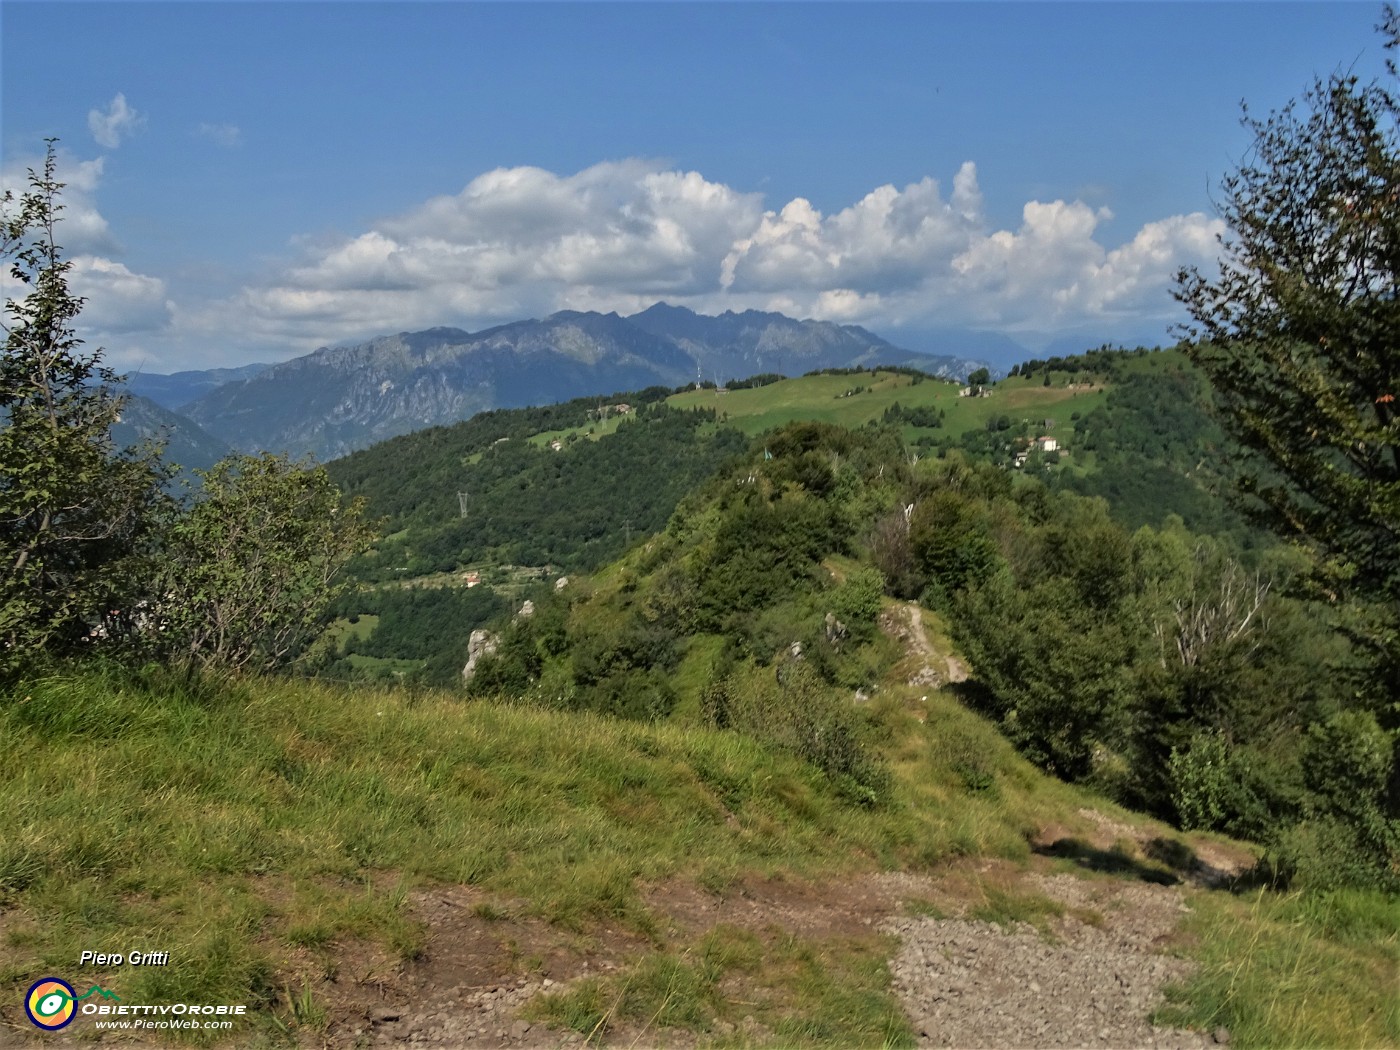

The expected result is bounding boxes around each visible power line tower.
[457,491,469,518]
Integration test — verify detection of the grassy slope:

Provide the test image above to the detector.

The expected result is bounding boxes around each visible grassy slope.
[669,371,1105,442]
[0,662,1073,1044]
[4,658,1394,1047]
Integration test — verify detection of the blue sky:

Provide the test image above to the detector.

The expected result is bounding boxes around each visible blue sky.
[2,2,1390,371]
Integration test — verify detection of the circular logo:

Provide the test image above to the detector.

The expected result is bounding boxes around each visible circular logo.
[25,978,77,1030]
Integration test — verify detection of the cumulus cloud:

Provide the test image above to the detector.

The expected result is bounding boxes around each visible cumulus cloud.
[1,151,118,256]
[721,165,985,297]
[949,201,1224,329]
[226,160,766,347]
[10,147,1226,367]
[68,256,173,334]
[1,147,171,361]
[196,122,242,148]
[224,158,1225,354]
[87,93,145,149]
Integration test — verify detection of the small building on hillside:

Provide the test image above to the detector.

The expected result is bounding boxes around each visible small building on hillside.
[1036,436,1059,452]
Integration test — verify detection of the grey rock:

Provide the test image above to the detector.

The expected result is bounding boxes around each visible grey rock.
[461,628,500,681]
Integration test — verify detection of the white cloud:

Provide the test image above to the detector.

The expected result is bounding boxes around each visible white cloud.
[196,122,242,148]
[2,147,172,362]
[224,160,765,348]
[87,93,145,149]
[219,159,1223,355]
[68,256,172,334]
[1,151,118,256]
[10,147,1227,368]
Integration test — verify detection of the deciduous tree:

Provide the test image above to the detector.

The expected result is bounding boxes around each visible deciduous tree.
[156,453,375,674]
[1175,12,1399,885]
[1174,18,1399,664]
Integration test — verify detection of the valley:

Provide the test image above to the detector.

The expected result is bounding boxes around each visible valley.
[6,7,1398,1048]
[6,347,1397,1049]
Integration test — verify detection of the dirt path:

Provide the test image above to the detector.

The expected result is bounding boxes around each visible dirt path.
[305,603,1239,1048]
[292,854,1230,1049]
[881,601,968,689]
[3,607,1241,1050]
[1,850,1235,1050]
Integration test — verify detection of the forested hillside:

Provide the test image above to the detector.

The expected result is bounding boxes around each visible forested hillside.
[1055,365,1248,539]
[331,400,747,580]
[321,350,1273,686]
[458,420,1392,892]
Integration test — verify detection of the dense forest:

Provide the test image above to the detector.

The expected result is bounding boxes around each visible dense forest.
[316,583,509,686]
[1055,365,1251,540]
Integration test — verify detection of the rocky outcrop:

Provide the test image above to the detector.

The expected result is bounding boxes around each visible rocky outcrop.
[824,612,848,646]
[461,629,500,683]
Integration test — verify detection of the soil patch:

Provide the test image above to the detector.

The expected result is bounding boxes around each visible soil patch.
[315,886,645,1048]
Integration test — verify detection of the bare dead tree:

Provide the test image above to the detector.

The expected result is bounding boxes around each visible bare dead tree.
[1156,546,1272,669]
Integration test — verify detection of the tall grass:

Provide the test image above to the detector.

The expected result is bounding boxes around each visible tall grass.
[1157,887,1400,1048]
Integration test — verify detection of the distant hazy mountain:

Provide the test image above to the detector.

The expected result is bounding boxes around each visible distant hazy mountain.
[111,394,231,475]
[124,363,271,411]
[626,304,994,382]
[183,305,995,460]
[884,325,1033,372]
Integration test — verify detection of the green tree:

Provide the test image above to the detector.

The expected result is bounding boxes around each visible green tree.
[156,453,375,674]
[1175,16,1399,883]
[829,565,885,641]
[1174,22,1399,666]
[1,142,169,675]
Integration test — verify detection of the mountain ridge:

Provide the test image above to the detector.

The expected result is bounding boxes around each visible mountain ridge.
[182,304,998,460]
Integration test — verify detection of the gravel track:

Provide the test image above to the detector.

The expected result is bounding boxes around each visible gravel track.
[884,874,1218,1050]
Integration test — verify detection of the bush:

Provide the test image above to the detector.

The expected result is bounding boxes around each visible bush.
[733,663,890,806]
[829,567,885,641]
[155,454,375,674]
[1169,731,1234,831]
